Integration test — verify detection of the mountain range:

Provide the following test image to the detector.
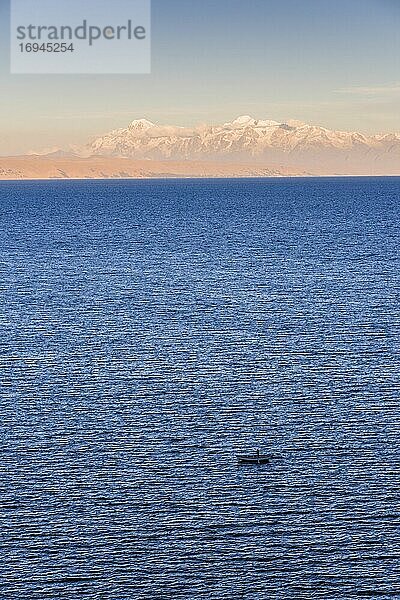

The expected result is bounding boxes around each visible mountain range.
[1,115,399,179]
[84,115,400,175]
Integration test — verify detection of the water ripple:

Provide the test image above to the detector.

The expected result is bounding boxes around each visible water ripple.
[0,178,399,599]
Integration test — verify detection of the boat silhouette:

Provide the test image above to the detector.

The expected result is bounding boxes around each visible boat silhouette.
[237,449,271,465]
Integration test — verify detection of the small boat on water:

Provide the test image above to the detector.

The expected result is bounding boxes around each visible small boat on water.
[237,449,271,465]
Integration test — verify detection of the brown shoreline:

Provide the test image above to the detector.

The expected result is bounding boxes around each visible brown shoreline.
[0,155,398,180]
[0,155,311,180]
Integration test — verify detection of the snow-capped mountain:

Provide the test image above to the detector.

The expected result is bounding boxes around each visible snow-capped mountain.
[74,116,400,174]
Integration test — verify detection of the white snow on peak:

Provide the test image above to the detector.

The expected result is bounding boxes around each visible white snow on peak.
[233,115,255,125]
[224,115,280,129]
[128,119,155,130]
[223,115,257,128]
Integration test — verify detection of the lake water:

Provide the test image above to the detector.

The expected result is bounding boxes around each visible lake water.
[1,177,399,599]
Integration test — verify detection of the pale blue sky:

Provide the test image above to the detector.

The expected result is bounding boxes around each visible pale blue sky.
[0,0,399,154]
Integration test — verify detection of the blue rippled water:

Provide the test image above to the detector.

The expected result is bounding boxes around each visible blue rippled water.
[0,177,399,600]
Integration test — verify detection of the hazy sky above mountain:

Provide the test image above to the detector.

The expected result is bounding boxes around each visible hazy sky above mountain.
[0,0,399,155]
